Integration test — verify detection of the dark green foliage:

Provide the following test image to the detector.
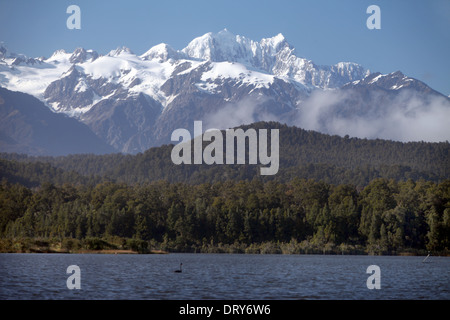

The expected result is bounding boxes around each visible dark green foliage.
[0,158,104,188]
[0,178,448,254]
[83,237,114,250]
[0,122,448,254]
[1,122,448,187]
[125,239,149,253]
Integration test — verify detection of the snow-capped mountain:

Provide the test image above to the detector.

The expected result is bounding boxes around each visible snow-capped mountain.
[345,71,443,95]
[1,30,368,114]
[180,29,368,88]
[0,30,449,155]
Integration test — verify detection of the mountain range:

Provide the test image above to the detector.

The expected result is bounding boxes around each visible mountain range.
[0,87,115,156]
[1,29,449,155]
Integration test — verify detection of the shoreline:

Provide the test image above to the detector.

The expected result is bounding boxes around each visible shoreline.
[72,249,169,254]
[1,238,448,256]
[1,249,448,257]
[1,248,169,254]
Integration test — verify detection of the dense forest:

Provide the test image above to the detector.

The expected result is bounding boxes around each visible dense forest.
[0,122,449,254]
[0,178,449,254]
[1,122,448,187]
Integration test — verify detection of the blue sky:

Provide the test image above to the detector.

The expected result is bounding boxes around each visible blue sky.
[1,0,449,95]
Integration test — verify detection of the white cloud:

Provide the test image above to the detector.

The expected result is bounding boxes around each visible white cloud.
[294,89,450,142]
[203,96,279,130]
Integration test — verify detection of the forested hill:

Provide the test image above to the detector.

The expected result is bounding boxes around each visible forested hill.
[1,122,449,254]
[1,122,449,187]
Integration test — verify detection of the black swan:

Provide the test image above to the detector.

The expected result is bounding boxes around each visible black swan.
[174,263,183,273]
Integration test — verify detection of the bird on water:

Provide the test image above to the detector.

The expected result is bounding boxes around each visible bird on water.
[174,263,183,273]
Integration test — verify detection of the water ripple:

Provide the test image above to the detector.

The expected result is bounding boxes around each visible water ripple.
[0,253,448,300]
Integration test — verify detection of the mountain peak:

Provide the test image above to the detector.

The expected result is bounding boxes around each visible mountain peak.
[261,32,286,46]
[0,45,46,67]
[346,69,443,95]
[108,46,134,57]
[181,29,292,67]
[141,43,178,62]
[50,49,67,57]
[181,32,216,61]
[217,28,233,36]
[69,47,99,64]
[0,44,27,61]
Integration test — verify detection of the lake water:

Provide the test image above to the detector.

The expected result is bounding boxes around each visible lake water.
[0,253,448,300]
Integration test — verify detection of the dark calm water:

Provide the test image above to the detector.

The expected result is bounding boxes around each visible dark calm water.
[0,253,448,300]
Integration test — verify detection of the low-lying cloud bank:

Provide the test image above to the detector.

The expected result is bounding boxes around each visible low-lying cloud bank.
[202,89,450,143]
[203,96,278,131]
[294,89,450,142]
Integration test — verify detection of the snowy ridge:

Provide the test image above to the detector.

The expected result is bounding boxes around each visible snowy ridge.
[0,29,371,117]
[197,61,275,93]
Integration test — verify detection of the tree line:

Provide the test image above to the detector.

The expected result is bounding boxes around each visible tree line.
[1,122,448,188]
[1,178,448,254]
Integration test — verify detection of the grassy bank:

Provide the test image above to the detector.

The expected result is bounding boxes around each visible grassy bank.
[0,237,167,254]
[1,237,447,256]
